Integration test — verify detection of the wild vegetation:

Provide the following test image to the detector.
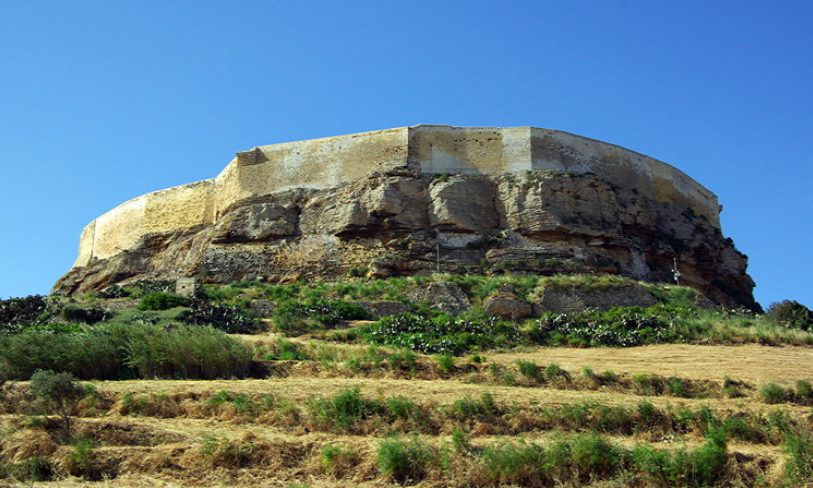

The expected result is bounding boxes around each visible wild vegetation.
[0,273,811,486]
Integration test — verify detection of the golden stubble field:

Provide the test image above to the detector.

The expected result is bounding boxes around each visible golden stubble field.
[2,341,810,487]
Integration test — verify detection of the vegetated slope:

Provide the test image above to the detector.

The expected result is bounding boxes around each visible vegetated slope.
[1,275,811,486]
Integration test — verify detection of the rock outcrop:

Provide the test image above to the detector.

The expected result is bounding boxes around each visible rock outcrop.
[53,126,757,309]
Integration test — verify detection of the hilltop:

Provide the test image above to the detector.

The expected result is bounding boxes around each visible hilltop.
[53,126,755,309]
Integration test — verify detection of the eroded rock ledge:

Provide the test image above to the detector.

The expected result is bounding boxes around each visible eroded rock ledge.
[54,169,755,309]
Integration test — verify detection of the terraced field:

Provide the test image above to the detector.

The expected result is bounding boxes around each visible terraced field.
[1,277,811,486]
[2,340,812,487]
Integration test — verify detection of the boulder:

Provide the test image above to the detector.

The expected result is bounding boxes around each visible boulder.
[404,282,471,316]
[484,293,533,320]
[533,283,658,314]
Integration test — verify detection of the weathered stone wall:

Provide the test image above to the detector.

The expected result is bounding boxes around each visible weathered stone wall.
[71,125,721,267]
[213,127,409,216]
[75,180,215,266]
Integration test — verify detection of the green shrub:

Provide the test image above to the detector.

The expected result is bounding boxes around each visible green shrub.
[515,359,540,380]
[60,305,110,324]
[180,301,261,334]
[530,306,685,347]
[796,380,813,403]
[451,427,472,454]
[0,322,252,381]
[273,299,372,334]
[377,436,436,484]
[450,392,496,419]
[30,369,85,438]
[631,430,727,487]
[766,300,812,331]
[545,362,569,381]
[785,430,813,481]
[435,353,455,373]
[480,440,547,484]
[307,387,384,431]
[321,444,357,475]
[97,284,129,298]
[363,312,516,355]
[70,437,94,472]
[0,295,51,332]
[15,456,54,481]
[570,433,623,478]
[760,382,788,404]
[138,292,188,311]
[124,280,175,298]
[386,396,417,420]
[265,338,310,361]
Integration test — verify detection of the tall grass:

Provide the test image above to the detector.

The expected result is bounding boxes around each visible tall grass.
[0,322,252,380]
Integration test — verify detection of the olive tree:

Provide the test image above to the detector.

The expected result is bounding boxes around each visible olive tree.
[30,369,85,438]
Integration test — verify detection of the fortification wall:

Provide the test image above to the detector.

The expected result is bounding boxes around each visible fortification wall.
[527,129,720,226]
[213,128,409,215]
[72,125,721,267]
[75,180,216,266]
[410,126,531,174]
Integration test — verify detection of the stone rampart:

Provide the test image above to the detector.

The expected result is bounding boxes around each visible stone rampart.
[72,125,721,266]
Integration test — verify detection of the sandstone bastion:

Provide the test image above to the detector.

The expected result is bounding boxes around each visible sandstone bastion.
[54,125,756,308]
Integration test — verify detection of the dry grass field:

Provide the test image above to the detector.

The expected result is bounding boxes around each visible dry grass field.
[1,278,812,486]
[2,340,812,487]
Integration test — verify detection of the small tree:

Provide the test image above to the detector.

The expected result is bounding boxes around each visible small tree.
[30,369,85,439]
[767,300,813,331]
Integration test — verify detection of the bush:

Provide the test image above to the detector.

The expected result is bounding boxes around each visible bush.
[363,312,517,355]
[124,280,175,298]
[125,324,252,379]
[307,387,385,431]
[180,301,261,334]
[481,440,547,484]
[760,382,789,404]
[530,306,681,348]
[264,338,310,361]
[515,359,540,380]
[767,300,812,331]
[30,369,85,438]
[273,299,372,334]
[60,305,110,324]
[377,436,436,484]
[138,292,188,311]
[785,430,813,482]
[0,295,51,332]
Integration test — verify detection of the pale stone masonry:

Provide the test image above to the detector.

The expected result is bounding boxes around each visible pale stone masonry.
[72,125,720,268]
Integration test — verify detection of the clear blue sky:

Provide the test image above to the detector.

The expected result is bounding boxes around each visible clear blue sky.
[1,1,811,308]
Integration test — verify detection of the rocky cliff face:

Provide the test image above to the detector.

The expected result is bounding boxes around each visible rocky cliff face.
[54,168,756,309]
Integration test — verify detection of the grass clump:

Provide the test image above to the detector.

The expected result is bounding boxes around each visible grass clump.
[307,387,385,431]
[377,436,437,484]
[759,382,789,404]
[515,359,540,380]
[784,429,813,482]
[321,444,358,477]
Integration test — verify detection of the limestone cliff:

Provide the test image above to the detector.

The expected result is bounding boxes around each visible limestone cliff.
[53,126,756,309]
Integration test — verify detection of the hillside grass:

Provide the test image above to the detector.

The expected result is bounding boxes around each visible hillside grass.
[0,274,811,485]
